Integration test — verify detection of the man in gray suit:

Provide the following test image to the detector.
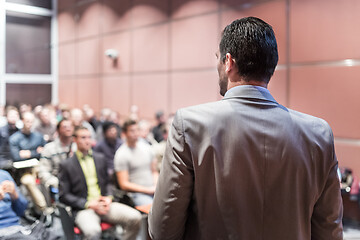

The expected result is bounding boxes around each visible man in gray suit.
[148,17,343,240]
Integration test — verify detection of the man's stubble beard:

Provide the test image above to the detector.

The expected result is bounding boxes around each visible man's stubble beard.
[219,73,228,97]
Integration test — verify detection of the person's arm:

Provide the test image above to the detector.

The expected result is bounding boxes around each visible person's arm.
[311,128,343,240]
[148,110,194,240]
[1,172,28,217]
[9,185,28,217]
[116,170,155,195]
[9,135,22,161]
[151,157,159,186]
[38,146,58,187]
[29,135,46,159]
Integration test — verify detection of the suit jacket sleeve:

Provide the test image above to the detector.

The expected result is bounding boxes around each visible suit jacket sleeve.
[149,110,194,240]
[59,159,87,210]
[311,127,343,240]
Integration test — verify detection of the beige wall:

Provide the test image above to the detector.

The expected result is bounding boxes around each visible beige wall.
[57,0,360,174]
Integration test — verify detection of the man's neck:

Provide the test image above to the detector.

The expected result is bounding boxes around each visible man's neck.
[105,138,116,146]
[79,149,89,156]
[59,136,72,146]
[127,140,137,148]
[228,79,268,90]
[22,129,31,135]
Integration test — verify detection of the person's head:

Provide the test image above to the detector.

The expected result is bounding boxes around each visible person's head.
[123,120,139,145]
[21,111,35,134]
[83,105,95,121]
[109,111,120,124]
[138,120,150,139]
[59,104,71,119]
[70,108,84,127]
[155,111,165,124]
[33,105,43,118]
[57,119,74,139]
[160,124,168,141]
[5,106,19,125]
[19,103,32,116]
[218,17,278,96]
[102,121,118,142]
[100,108,112,122]
[73,126,92,153]
[38,108,51,126]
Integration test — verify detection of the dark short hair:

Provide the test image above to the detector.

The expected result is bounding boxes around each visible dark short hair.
[73,126,89,137]
[122,119,137,133]
[219,17,278,83]
[102,121,117,134]
[57,118,71,131]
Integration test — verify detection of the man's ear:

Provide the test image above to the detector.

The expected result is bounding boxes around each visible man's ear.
[225,53,236,73]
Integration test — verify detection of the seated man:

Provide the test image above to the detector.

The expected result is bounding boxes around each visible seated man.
[9,111,46,162]
[59,126,141,240]
[33,107,57,143]
[0,169,34,239]
[9,111,49,214]
[38,119,76,189]
[93,121,123,177]
[114,120,158,206]
[0,106,20,166]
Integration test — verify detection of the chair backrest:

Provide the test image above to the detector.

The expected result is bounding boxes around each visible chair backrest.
[57,203,75,240]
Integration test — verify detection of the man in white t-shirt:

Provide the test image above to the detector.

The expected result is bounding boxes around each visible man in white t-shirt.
[114,120,158,206]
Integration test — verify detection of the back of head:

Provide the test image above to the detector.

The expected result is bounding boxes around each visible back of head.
[219,17,278,83]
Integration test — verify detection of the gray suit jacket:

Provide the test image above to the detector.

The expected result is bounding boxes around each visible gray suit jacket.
[149,85,343,240]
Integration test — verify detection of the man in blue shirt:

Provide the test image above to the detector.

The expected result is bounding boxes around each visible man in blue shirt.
[9,111,48,214]
[9,111,46,162]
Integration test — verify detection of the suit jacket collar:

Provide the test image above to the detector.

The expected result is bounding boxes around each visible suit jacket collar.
[222,85,277,104]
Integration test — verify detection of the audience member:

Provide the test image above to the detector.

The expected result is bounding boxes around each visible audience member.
[0,106,20,163]
[70,108,96,143]
[152,124,168,172]
[9,112,46,162]
[38,119,76,189]
[151,111,166,143]
[129,105,139,121]
[9,111,48,214]
[114,120,158,206]
[138,120,157,146]
[95,108,122,142]
[18,103,32,118]
[83,104,99,132]
[0,169,35,239]
[34,107,57,143]
[59,127,141,240]
[57,104,71,122]
[109,110,122,138]
[94,122,123,176]
[0,106,6,127]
